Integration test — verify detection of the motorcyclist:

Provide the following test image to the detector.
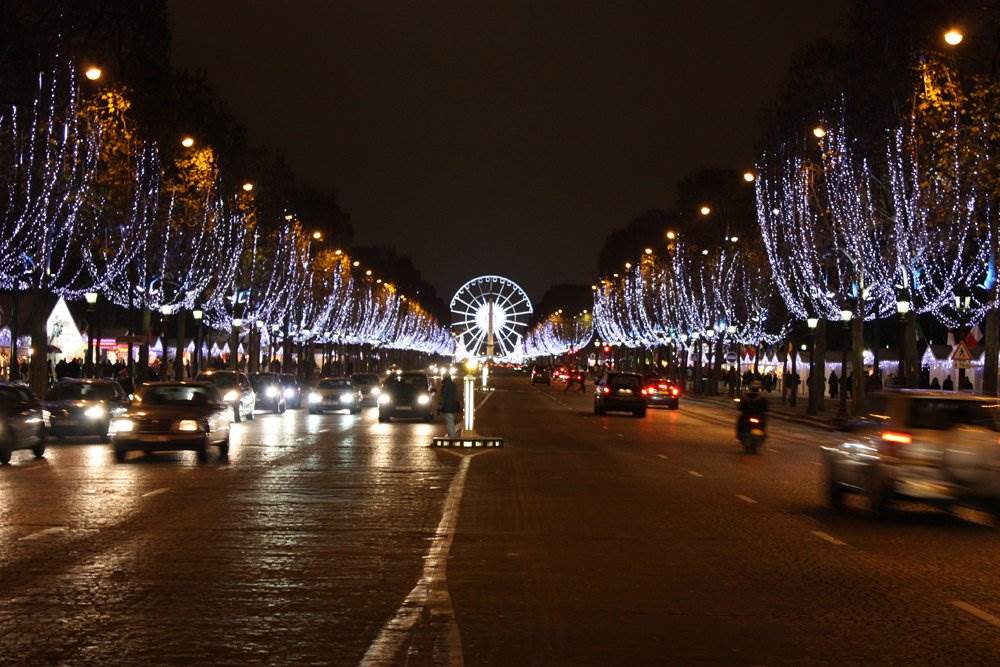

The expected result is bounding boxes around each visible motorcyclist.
[737,380,768,440]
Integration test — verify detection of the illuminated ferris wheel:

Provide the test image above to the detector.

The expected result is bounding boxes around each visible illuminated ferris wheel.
[451,275,533,359]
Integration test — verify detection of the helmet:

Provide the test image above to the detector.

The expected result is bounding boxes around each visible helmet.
[747,380,762,394]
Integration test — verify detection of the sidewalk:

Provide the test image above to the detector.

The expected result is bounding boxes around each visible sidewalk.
[683,392,838,431]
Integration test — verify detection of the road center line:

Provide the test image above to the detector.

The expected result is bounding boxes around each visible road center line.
[361,451,488,666]
[687,470,703,478]
[656,454,669,460]
[19,526,67,541]
[736,494,757,504]
[141,487,170,498]
[811,530,846,546]
[952,601,1000,629]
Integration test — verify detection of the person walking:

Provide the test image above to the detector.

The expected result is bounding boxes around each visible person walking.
[828,370,839,399]
[439,373,461,437]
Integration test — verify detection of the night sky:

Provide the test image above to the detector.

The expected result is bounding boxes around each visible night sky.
[169,1,847,303]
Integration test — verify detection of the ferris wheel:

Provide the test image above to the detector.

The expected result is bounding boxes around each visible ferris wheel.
[451,275,533,359]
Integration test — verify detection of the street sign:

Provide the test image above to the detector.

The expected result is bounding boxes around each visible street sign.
[725,351,738,362]
[952,341,973,369]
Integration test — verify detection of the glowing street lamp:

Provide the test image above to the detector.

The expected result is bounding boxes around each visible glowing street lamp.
[312,230,323,240]
[944,28,964,46]
[743,171,755,182]
[813,126,827,139]
[180,136,195,148]
[699,205,712,216]
[666,230,677,241]
[84,66,103,81]
[644,247,653,255]
[241,182,254,192]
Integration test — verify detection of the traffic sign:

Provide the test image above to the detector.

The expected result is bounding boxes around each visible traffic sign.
[952,341,973,369]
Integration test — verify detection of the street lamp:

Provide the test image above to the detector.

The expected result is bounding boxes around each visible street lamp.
[241,182,254,193]
[312,231,323,240]
[84,292,98,377]
[944,28,964,46]
[813,125,827,139]
[699,205,711,216]
[666,230,677,241]
[231,317,242,370]
[192,308,204,375]
[743,171,755,182]
[806,316,819,414]
[180,136,195,148]
[84,66,103,81]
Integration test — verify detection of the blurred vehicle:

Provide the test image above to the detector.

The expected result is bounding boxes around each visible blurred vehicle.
[530,365,551,385]
[642,376,681,409]
[594,372,647,417]
[45,378,129,441]
[195,370,255,422]
[378,372,435,422]
[351,372,382,406]
[308,377,362,414]
[553,367,570,382]
[0,383,46,464]
[249,372,286,413]
[279,374,302,409]
[823,390,1000,515]
[110,382,231,463]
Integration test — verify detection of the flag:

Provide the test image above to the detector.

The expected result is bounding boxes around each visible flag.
[964,325,983,349]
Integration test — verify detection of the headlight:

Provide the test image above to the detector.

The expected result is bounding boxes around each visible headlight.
[340,392,354,404]
[223,389,239,402]
[417,394,431,406]
[309,392,322,404]
[370,387,381,397]
[84,405,107,419]
[176,419,201,432]
[109,418,134,434]
[378,394,392,405]
[42,409,51,427]
[284,387,295,398]
[266,386,279,397]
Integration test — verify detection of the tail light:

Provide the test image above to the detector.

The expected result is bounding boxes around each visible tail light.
[748,417,760,425]
[641,388,648,396]
[658,383,668,390]
[670,387,680,396]
[601,386,611,395]
[881,431,912,445]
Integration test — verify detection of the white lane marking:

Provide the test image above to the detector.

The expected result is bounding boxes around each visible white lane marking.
[602,426,609,430]
[687,470,703,478]
[141,487,170,498]
[20,465,45,472]
[811,530,846,546]
[952,601,1000,629]
[811,461,823,466]
[656,454,669,460]
[616,433,624,438]
[475,391,495,412]
[19,526,67,541]
[362,452,487,665]
[736,494,758,504]
[767,448,779,453]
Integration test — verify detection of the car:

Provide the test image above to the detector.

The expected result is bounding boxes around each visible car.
[110,381,232,463]
[44,378,130,441]
[553,367,571,382]
[308,377,362,414]
[823,390,1000,516]
[530,365,551,385]
[249,372,286,413]
[278,373,302,408]
[378,372,435,422]
[195,370,255,422]
[594,372,647,417]
[351,372,382,406]
[0,383,46,464]
[643,376,681,409]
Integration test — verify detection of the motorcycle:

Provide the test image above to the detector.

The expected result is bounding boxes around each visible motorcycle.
[740,415,766,454]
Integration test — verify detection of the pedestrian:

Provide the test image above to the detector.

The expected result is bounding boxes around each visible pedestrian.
[942,376,954,391]
[828,370,839,399]
[439,373,461,437]
[930,377,941,390]
[845,373,853,399]
[960,374,973,391]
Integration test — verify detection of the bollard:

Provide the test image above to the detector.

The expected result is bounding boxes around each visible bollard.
[463,372,476,433]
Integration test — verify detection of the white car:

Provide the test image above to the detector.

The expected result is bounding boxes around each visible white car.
[823,390,1000,516]
[308,377,362,415]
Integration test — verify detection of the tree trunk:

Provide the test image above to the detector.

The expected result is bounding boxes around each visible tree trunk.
[712,336,723,395]
[984,308,998,396]
[9,292,19,382]
[789,342,798,408]
[174,310,186,379]
[852,316,865,416]
[809,319,826,414]
[903,310,918,388]
[230,326,240,370]
[138,308,151,382]
[27,294,55,396]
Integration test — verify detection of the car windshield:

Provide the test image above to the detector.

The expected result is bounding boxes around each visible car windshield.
[250,375,278,389]
[319,379,352,389]
[352,374,378,385]
[139,385,216,406]
[609,374,641,389]
[386,374,428,388]
[279,375,298,387]
[907,399,1000,431]
[49,383,119,401]
[197,373,237,387]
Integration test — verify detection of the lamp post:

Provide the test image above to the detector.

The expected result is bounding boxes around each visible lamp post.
[231,318,242,370]
[895,288,914,388]
[192,309,204,375]
[835,306,852,427]
[806,316,819,414]
[84,291,98,377]
[159,304,173,378]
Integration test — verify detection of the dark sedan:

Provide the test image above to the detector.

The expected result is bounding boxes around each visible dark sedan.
[594,372,647,417]
[351,372,382,406]
[279,373,302,409]
[378,372,435,422]
[110,382,232,463]
[642,376,681,409]
[0,383,46,464]
[44,378,129,441]
[249,372,286,413]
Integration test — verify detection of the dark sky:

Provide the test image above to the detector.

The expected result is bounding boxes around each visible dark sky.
[169,1,847,303]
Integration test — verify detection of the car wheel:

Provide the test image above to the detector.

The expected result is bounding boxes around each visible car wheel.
[278,402,286,414]
[247,405,255,421]
[218,435,230,458]
[864,469,890,518]
[31,442,45,458]
[233,405,243,423]
[826,471,845,510]
[378,414,390,423]
[635,408,647,418]
[113,447,127,463]
[195,445,208,463]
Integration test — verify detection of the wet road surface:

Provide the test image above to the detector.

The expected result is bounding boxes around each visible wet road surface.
[4,376,1000,664]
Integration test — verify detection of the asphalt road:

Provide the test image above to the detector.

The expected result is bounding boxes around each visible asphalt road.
[4,375,1000,665]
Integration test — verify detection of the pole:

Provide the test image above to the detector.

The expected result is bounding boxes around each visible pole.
[463,372,476,433]
[836,320,849,425]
